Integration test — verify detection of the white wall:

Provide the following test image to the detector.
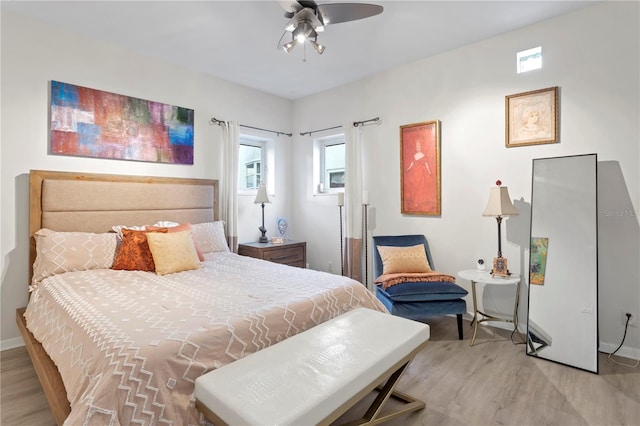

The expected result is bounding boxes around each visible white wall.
[291,2,639,358]
[0,12,293,348]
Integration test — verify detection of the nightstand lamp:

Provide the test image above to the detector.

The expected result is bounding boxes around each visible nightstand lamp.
[254,184,270,243]
[483,180,519,276]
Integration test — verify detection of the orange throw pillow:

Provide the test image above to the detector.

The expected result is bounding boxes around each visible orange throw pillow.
[112,228,168,271]
[145,223,204,261]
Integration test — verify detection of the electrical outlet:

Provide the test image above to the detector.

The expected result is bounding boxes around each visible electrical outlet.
[622,310,637,327]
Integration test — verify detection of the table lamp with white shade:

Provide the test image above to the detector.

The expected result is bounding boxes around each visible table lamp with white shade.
[483,180,519,276]
[254,184,270,243]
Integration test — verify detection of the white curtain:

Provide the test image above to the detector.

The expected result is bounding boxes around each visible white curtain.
[220,121,239,252]
[343,122,365,285]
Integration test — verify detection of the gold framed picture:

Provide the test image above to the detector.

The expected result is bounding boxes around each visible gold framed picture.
[506,86,558,148]
[400,120,441,215]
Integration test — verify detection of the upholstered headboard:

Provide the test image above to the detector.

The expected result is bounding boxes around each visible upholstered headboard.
[29,169,219,270]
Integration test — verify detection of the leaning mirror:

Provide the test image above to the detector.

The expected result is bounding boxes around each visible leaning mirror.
[527,154,598,373]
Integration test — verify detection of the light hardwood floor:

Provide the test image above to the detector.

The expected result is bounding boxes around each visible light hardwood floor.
[2,317,639,426]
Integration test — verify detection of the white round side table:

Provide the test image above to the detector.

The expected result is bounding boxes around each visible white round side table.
[457,269,521,346]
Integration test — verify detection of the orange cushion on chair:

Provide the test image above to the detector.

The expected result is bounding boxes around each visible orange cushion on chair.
[376,244,432,275]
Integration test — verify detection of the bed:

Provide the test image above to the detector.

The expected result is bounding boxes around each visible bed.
[17,170,386,425]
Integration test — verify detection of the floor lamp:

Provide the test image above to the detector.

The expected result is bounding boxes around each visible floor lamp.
[338,192,345,275]
[362,190,369,288]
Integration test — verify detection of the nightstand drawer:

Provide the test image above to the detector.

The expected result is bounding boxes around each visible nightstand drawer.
[238,241,306,268]
[263,247,304,264]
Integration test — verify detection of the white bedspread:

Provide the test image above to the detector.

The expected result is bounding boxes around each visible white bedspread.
[24,252,386,425]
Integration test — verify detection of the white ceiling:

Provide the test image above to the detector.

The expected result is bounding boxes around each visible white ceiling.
[3,0,599,100]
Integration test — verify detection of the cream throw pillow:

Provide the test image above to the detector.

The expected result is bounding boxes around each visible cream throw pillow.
[377,244,432,275]
[146,230,201,275]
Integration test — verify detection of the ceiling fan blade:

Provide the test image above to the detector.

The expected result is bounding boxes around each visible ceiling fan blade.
[316,3,383,25]
[278,0,320,18]
[283,7,324,32]
[277,0,303,13]
[277,0,302,18]
[296,0,319,9]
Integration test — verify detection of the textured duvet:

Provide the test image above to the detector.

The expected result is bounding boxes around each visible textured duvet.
[24,252,386,425]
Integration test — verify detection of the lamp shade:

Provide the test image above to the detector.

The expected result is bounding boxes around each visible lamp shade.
[483,186,518,217]
[254,184,270,204]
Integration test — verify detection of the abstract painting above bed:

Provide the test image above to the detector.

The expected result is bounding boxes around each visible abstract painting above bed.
[24,251,386,425]
[49,81,194,164]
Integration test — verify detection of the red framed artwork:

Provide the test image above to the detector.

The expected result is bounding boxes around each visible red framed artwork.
[400,120,441,215]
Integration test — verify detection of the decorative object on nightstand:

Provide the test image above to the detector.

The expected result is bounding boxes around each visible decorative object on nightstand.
[254,184,270,243]
[482,180,519,277]
[338,192,345,276]
[276,217,289,240]
[476,258,485,271]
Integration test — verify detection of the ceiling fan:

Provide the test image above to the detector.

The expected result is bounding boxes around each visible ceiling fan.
[277,0,383,56]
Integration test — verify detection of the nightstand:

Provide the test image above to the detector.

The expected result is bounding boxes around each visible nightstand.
[238,240,306,268]
[457,270,521,346]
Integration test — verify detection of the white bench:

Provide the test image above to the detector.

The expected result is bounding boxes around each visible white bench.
[195,308,430,426]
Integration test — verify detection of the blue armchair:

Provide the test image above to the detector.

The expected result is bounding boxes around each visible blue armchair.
[372,235,468,339]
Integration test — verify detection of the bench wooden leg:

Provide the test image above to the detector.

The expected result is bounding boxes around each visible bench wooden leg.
[457,314,464,340]
[336,361,425,426]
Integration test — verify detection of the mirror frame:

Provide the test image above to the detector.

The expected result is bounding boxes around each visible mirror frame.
[526,154,599,373]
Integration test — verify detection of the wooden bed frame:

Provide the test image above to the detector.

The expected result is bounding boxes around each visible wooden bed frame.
[17,170,219,425]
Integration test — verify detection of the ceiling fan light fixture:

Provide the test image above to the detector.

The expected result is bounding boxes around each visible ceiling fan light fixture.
[278,1,382,58]
[283,39,296,53]
[311,38,325,54]
[293,20,316,43]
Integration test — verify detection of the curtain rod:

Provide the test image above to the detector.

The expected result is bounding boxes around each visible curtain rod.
[300,117,381,136]
[210,117,293,137]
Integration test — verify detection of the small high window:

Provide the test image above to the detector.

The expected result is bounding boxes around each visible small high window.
[324,142,345,189]
[315,134,345,194]
[238,137,266,190]
[517,46,542,73]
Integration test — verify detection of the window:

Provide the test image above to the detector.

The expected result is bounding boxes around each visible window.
[244,159,261,189]
[315,134,345,193]
[238,137,266,190]
[517,46,542,73]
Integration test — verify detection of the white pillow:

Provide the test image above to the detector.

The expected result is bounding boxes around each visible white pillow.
[153,221,180,228]
[191,221,230,253]
[112,224,147,240]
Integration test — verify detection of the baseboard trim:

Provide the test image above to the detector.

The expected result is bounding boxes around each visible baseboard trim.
[466,314,640,362]
[1,336,25,352]
[599,341,640,362]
